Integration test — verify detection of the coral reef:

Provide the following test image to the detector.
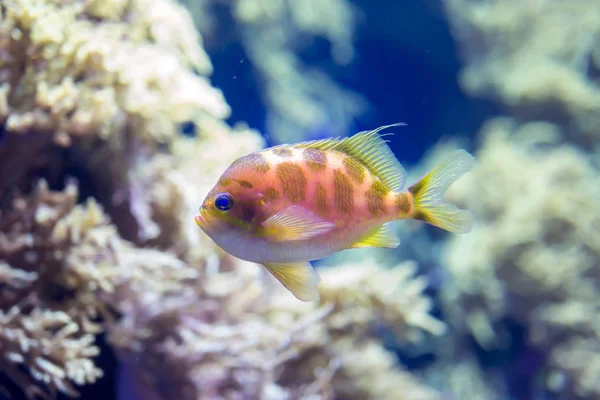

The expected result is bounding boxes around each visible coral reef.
[108,260,444,400]
[0,180,197,398]
[0,181,107,398]
[0,0,446,398]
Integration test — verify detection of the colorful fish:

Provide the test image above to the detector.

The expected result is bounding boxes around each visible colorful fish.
[195,124,474,301]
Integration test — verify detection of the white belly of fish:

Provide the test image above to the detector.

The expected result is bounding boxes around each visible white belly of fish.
[211,231,346,264]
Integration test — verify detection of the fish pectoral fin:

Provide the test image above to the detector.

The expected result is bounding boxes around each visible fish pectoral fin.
[263,261,321,301]
[349,223,400,249]
[261,205,335,242]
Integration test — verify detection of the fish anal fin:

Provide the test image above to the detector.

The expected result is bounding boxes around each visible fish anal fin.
[349,223,400,249]
[296,123,407,191]
[261,205,334,242]
[263,261,321,301]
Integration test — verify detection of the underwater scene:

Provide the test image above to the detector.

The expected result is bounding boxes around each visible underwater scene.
[1,0,599,399]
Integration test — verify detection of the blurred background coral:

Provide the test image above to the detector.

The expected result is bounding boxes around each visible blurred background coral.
[1,0,599,399]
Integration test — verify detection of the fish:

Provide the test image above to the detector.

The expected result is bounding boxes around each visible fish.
[194,123,475,301]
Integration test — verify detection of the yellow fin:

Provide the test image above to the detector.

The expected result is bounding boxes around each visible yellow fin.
[263,261,321,301]
[295,123,407,191]
[349,223,400,249]
[409,149,475,233]
[261,205,335,242]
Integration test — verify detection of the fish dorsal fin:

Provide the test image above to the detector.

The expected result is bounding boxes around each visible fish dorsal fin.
[263,261,321,301]
[348,223,400,249]
[261,205,335,242]
[296,123,408,191]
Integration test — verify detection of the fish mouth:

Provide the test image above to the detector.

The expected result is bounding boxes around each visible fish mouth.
[194,206,210,229]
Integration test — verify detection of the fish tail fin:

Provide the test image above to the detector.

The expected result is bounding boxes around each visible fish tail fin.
[408,150,475,233]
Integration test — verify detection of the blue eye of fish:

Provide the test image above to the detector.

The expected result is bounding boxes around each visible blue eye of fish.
[215,193,234,211]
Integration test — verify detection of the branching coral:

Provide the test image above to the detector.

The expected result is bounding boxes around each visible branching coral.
[0,308,102,399]
[0,180,198,399]
[440,118,600,398]
[106,258,444,400]
[319,261,446,342]
[0,181,112,326]
[0,181,112,398]
[0,0,221,143]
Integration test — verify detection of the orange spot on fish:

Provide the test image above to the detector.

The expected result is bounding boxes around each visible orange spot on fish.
[219,177,233,187]
[303,148,327,172]
[263,187,280,202]
[315,183,328,217]
[395,192,412,216]
[272,147,293,158]
[234,153,270,174]
[343,157,365,184]
[365,180,388,216]
[276,162,307,203]
[333,169,353,214]
[234,179,253,189]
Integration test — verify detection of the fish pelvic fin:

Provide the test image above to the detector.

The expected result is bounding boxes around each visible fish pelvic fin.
[263,261,321,301]
[296,123,408,192]
[408,149,475,234]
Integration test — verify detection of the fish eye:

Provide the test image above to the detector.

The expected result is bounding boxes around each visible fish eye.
[214,193,234,211]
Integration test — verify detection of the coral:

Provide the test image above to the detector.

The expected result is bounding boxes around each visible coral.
[319,261,446,341]
[0,0,221,142]
[440,117,600,398]
[107,259,444,400]
[0,0,228,217]
[0,181,111,398]
[443,0,600,146]
[0,180,197,399]
[0,181,113,326]
[318,262,444,400]
[425,355,499,400]
[0,307,102,399]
